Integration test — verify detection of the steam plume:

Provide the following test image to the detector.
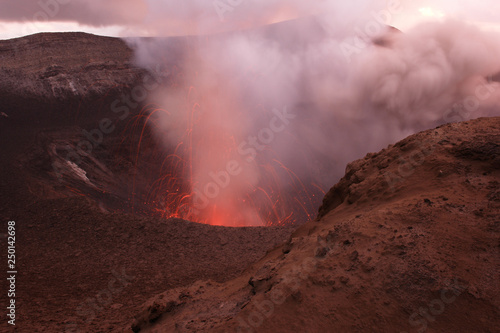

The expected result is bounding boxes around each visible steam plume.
[125,2,500,226]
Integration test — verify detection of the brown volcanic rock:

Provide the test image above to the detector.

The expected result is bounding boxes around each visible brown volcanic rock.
[0,32,154,128]
[0,32,143,99]
[0,32,168,214]
[0,32,296,333]
[1,31,499,333]
[0,196,295,333]
[132,117,500,333]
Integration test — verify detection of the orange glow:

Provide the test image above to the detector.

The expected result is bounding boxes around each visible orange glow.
[125,54,324,227]
[265,5,302,25]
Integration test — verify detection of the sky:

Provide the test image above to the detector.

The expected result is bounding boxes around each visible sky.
[1,0,500,40]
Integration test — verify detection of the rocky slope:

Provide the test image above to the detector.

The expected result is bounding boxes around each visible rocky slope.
[130,117,500,333]
[2,197,294,333]
[0,33,296,333]
[0,32,175,215]
[0,32,142,99]
[0,32,151,127]
[0,32,499,333]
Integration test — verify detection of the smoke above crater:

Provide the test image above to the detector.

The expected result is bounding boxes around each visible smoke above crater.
[125,1,500,226]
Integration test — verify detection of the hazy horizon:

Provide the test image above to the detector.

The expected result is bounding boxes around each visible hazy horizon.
[2,0,500,40]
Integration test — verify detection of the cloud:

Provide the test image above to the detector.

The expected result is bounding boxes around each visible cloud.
[3,0,500,38]
[125,3,500,225]
[0,0,147,27]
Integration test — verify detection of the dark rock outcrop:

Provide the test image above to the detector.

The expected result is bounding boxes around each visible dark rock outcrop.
[0,32,150,125]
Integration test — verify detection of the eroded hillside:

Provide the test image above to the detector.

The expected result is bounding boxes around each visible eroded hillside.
[131,117,500,333]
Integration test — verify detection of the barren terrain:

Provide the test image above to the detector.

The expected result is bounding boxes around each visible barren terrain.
[132,117,500,333]
[0,32,499,333]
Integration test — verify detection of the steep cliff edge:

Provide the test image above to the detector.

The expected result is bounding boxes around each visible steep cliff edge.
[130,117,500,333]
[0,32,149,125]
[0,32,142,98]
[0,32,297,333]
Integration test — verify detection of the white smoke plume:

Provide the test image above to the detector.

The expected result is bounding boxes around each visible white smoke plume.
[125,0,500,226]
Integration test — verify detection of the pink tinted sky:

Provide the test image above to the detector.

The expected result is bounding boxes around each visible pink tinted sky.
[0,0,499,39]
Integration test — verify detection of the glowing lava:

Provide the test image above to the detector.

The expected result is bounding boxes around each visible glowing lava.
[131,81,323,227]
[127,39,325,227]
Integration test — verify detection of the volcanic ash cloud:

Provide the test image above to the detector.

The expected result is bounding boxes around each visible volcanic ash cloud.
[126,7,500,226]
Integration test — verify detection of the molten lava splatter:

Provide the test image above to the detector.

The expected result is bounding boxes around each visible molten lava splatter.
[127,60,324,227]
